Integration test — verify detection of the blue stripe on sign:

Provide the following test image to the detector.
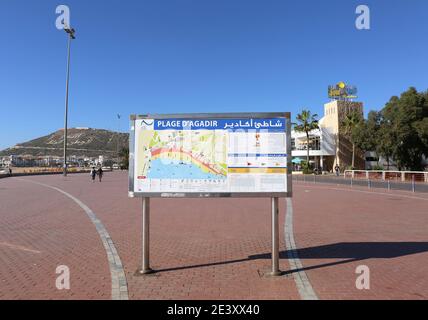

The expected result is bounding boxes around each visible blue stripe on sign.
[154,118,286,131]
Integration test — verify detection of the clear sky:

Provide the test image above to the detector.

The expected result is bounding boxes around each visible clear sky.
[1,0,427,150]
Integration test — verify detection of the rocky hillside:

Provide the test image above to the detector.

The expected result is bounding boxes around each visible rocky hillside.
[0,128,129,157]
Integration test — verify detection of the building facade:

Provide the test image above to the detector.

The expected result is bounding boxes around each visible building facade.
[292,100,365,172]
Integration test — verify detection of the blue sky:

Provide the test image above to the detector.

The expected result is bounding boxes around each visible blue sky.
[0,0,427,150]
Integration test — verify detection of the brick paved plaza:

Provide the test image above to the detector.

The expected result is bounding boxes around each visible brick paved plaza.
[0,172,427,300]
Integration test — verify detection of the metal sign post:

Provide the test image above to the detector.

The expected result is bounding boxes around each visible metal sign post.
[138,197,153,275]
[270,197,281,276]
[130,113,292,277]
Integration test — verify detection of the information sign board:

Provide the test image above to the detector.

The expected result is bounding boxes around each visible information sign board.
[129,113,292,198]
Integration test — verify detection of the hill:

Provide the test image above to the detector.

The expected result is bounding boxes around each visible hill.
[0,128,129,158]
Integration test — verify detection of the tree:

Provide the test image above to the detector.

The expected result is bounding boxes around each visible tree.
[294,110,319,168]
[413,90,428,158]
[381,87,427,170]
[352,111,379,153]
[376,118,394,170]
[342,110,364,169]
[414,118,428,156]
[119,147,129,170]
[352,111,397,169]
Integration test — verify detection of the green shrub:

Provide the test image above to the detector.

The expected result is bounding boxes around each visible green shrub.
[301,161,313,174]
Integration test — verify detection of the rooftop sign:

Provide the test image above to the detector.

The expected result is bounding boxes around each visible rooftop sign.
[328,82,358,100]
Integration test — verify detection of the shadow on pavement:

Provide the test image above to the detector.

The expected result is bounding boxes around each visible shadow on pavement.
[277,241,428,275]
[281,242,428,259]
[152,242,428,275]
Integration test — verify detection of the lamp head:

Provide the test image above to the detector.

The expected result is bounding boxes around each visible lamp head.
[64,25,76,39]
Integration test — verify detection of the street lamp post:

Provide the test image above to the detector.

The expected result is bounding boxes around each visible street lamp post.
[117,114,121,166]
[63,26,75,176]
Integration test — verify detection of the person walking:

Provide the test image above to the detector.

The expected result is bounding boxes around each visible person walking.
[91,167,97,182]
[97,167,103,182]
[335,164,340,177]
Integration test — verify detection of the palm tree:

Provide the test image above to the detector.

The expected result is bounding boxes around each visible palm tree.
[294,110,319,168]
[342,111,363,169]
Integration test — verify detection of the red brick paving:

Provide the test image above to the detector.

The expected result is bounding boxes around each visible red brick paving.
[0,173,298,300]
[293,181,428,300]
[0,179,110,299]
[1,172,427,299]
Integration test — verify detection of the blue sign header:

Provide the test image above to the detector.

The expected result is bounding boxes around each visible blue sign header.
[153,118,286,132]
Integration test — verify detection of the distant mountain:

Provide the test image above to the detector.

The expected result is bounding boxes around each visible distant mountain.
[0,128,129,158]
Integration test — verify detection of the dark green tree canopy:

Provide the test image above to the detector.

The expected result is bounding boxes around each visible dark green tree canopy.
[358,87,428,171]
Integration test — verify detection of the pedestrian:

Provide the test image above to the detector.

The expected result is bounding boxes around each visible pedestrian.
[91,167,96,182]
[335,164,340,177]
[97,167,103,182]
[9,168,12,176]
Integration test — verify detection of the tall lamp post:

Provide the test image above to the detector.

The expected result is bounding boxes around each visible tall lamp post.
[117,114,121,166]
[63,25,75,176]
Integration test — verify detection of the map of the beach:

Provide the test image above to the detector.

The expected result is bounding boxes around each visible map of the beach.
[136,130,228,180]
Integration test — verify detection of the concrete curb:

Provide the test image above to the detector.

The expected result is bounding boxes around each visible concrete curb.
[285,198,318,300]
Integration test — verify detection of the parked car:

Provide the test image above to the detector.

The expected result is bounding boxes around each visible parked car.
[0,167,10,174]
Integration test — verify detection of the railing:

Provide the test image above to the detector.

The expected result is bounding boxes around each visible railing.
[344,170,428,183]
[293,172,428,193]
